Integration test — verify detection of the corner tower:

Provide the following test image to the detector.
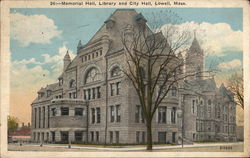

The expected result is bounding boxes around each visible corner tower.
[185,32,204,80]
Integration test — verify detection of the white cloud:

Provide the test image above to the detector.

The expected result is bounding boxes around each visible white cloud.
[11,45,75,90]
[11,64,51,89]
[218,59,241,69]
[10,13,62,47]
[12,58,42,66]
[160,22,242,56]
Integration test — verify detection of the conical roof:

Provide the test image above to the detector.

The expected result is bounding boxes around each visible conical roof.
[77,40,82,48]
[64,50,71,61]
[189,31,202,53]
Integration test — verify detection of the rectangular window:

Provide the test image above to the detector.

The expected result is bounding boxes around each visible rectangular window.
[88,89,91,100]
[61,131,69,142]
[38,133,40,141]
[34,108,37,128]
[96,52,98,57]
[97,87,101,98]
[110,131,113,143]
[51,108,56,116]
[115,131,119,144]
[46,132,49,142]
[142,131,145,143]
[51,131,55,142]
[75,131,83,142]
[171,87,177,96]
[92,88,96,99]
[61,107,69,116]
[69,93,72,98]
[92,53,94,59]
[136,131,140,143]
[158,106,166,123]
[43,107,45,128]
[91,108,95,124]
[208,107,211,118]
[88,54,90,60]
[85,56,87,61]
[172,132,176,143]
[110,106,115,122]
[110,83,114,96]
[158,132,166,144]
[116,82,121,95]
[96,131,99,142]
[135,105,140,123]
[116,105,121,122]
[83,90,86,100]
[91,131,94,142]
[33,132,36,141]
[171,107,176,124]
[73,92,77,98]
[141,107,145,123]
[47,106,50,128]
[100,50,102,56]
[192,100,195,114]
[38,107,41,128]
[75,108,83,116]
[96,107,101,123]
[59,78,63,86]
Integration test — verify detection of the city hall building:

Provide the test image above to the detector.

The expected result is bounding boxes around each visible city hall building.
[31,9,237,144]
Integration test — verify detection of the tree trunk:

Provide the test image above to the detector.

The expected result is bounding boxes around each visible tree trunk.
[146,120,153,150]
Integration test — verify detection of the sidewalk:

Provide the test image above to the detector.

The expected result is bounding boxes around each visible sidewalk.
[28,142,243,151]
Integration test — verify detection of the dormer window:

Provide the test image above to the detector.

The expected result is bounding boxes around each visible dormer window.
[47,90,52,97]
[105,18,115,29]
[136,13,147,29]
[69,79,76,88]
[38,92,44,99]
[111,66,121,77]
[59,78,63,86]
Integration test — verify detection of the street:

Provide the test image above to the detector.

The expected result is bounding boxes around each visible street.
[8,142,243,152]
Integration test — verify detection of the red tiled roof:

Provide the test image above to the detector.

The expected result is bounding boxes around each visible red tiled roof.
[9,126,31,136]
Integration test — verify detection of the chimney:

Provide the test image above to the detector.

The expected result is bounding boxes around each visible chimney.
[22,122,24,127]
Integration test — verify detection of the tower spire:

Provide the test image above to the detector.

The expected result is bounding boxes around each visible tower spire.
[193,29,197,39]
[77,40,83,54]
[63,50,71,71]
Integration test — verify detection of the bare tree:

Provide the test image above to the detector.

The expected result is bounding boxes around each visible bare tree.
[119,11,206,150]
[227,70,244,109]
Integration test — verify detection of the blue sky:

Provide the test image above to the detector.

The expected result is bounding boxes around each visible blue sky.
[10,8,242,62]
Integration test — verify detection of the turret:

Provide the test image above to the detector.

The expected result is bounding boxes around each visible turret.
[77,40,83,54]
[63,50,71,71]
[185,31,204,81]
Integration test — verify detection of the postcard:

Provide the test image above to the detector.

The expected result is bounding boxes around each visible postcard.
[0,0,249,157]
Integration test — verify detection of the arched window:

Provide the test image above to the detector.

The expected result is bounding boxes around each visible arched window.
[69,79,76,88]
[111,66,121,77]
[85,67,100,84]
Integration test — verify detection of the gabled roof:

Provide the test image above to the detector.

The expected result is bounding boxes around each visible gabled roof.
[67,9,144,69]
[218,83,234,101]
[184,77,217,93]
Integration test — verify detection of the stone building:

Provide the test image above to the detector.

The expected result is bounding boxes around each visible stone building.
[31,9,237,144]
